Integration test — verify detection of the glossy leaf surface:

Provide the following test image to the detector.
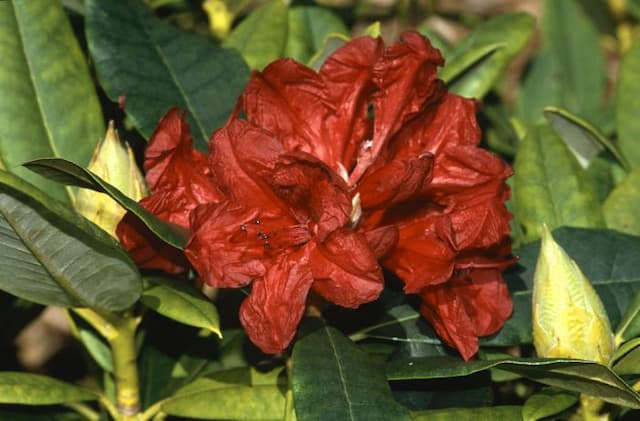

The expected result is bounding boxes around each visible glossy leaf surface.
[0,0,103,204]
[86,0,249,150]
[0,170,141,312]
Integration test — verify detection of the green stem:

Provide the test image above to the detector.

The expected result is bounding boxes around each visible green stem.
[73,308,141,420]
[108,316,142,419]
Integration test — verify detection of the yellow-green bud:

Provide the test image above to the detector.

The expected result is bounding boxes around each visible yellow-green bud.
[75,122,148,238]
[532,224,614,364]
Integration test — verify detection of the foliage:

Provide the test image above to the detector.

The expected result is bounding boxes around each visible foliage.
[1,0,640,420]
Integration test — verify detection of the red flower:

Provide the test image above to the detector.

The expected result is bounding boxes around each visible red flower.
[118,32,513,359]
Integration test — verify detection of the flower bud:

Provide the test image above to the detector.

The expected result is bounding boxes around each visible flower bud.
[532,224,614,364]
[75,122,148,237]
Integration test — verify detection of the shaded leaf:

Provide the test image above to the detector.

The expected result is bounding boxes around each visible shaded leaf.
[0,406,84,421]
[0,170,141,312]
[387,356,640,408]
[612,337,640,375]
[24,158,187,250]
[86,0,249,150]
[0,0,104,204]
[223,0,288,70]
[410,406,522,421]
[544,106,629,170]
[521,388,578,421]
[162,367,286,420]
[617,36,640,168]
[284,6,348,64]
[517,0,606,125]
[292,325,409,421]
[615,287,640,344]
[512,123,604,243]
[141,277,221,337]
[0,372,96,405]
[442,13,534,99]
[603,168,640,236]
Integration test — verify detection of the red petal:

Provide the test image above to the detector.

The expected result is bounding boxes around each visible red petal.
[383,214,456,293]
[419,268,513,360]
[144,109,221,205]
[309,229,383,308]
[358,154,433,210]
[185,201,309,288]
[363,225,399,259]
[320,36,383,168]
[239,249,314,354]
[349,32,444,184]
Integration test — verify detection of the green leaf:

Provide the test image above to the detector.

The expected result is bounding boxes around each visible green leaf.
[617,38,640,168]
[86,0,249,150]
[410,406,523,421]
[24,158,187,250]
[603,168,640,236]
[544,106,630,170]
[223,0,288,70]
[387,357,640,408]
[512,123,604,243]
[615,286,640,343]
[612,338,640,375]
[0,372,96,405]
[0,170,142,312]
[68,311,114,373]
[292,325,410,421]
[141,277,221,337]
[441,13,534,99]
[161,367,286,420]
[517,0,606,125]
[284,6,348,64]
[521,388,578,421]
[0,406,84,420]
[0,0,104,205]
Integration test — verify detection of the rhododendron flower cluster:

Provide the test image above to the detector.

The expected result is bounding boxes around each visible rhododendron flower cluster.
[117,32,513,360]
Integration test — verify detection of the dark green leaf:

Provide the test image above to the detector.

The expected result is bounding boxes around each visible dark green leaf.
[410,406,522,421]
[512,123,604,243]
[0,406,84,421]
[0,372,96,405]
[69,311,114,373]
[617,37,640,168]
[615,287,640,344]
[612,338,640,375]
[441,13,534,99]
[0,0,104,204]
[544,106,629,170]
[86,0,249,150]
[292,325,409,421]
[521,388,578,421]
[387,356,640,408]
[517,0,606,125]
[0,170,142,312]
[162,367,286,420]
[141,277,221,336]
[603,168,640,236]
[284,6,348,64]
[24,158,187,249]
[223,0,288,70]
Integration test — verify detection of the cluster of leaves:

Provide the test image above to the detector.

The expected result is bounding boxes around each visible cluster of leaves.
[1,0,640,420]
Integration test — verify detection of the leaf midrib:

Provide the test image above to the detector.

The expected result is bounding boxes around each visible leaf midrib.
[326,328,356,421]
[135,6,208,143]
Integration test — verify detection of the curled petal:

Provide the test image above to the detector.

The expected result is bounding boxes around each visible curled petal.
[419,268,513,360]
[364,225,399,259]
[240,249,314,354]
[349,32,444,185]
[359,154,433,210]
[383,214,456,293]
[449,199,512,250]
[268,153,351,240]
[186,201,309,288]
[309,229,383,308]
[144,109,221,204]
